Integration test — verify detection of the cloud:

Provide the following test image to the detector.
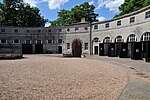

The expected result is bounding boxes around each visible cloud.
[97,16,106,21]
[48,0,69,10]
[45,22,51,27]
[23,0,69,10]
[96,0,124,12]
[89,0,94,5]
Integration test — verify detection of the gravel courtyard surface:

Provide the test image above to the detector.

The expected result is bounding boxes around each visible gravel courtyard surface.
[0,55,128,100]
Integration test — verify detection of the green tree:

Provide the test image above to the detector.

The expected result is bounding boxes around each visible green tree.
[51,2,96,26]
[0,0,47,27]
[115,0,150,17]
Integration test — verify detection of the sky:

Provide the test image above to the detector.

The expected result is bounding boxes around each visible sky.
[0,0,125,27]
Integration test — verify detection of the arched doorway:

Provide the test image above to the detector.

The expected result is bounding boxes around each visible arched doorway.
[72,39,82,57]
[103,37,111,56]
[93,37,99,55]
[115,35,123,56]
[141,32,150,61]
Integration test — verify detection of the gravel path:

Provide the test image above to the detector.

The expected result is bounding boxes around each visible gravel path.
[0,55,128,100]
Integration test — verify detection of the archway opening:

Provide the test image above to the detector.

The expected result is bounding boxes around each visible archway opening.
[103,37,111,56]
[141,32,150,61]
[72,39,82,57]
[115,36,123,56]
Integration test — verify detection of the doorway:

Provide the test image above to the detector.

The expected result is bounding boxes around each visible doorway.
[72,39,82,57]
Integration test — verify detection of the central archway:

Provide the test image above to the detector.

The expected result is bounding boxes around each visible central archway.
[72,39,82,57]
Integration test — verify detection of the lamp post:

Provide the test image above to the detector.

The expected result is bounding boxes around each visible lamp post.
[86,13,98,55]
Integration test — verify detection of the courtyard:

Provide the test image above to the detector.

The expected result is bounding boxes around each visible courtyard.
[0,54,128,100]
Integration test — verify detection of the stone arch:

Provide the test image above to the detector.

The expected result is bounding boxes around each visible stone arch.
[127,34,137,42]
[141,32,150,41]
[93,37,99,42]
[72,39,82,57]
[103,37,111,43]
[115,35,124,42]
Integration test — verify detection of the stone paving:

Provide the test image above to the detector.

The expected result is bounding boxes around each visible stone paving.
[86,55,150,100]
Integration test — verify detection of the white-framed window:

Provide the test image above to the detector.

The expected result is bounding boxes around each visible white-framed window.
[104,37,111,43]
[128,34,137,42]
[141,32,150,41]
[130,16,135,23]
[115,36,123,42]
[94,25,98,29]
[84,43,88,50]
[13,39,20,44]
[145,11,150,19]
[36,40,42,44]
[0,39,8,44]
[93,37,99,42]
[67,43,70,49]
[25,40,31,44]
[75,27,79,31]
[105,23,109,28]
[117,20,121,26]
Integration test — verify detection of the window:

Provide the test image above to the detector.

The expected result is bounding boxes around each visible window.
[13,39,20,44]
[142,32,150,41]
[58,39,62,43]
[47,40,52,44]
[26,30,30,33]
[84,43,88,50]
[25,40,31,44]
[145,11,150,19]
[75,27,79,31]
[0,39,7,44]
[37,30,41,33]
[130,17,135,23]
[117,20,121,26]
[59,29,62,32]
[128,34,137,42]
[67,43,70,49]
[116,36,123,42]
[67,28,70,32]
[94,25,98,29]
[14,29,18,32]
[48,29,51,32]
[85,27,88,30]
[105,23,109,28]
[104,37,111,43]
[93,38,99,42]
[36,40,42,44]
[1,29,5,32]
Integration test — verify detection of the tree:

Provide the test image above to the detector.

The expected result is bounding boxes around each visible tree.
[115,0,150,17]
[0,0,47,27]
[51,2,97,26]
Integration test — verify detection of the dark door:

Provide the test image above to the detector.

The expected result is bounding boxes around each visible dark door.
[35,44,43,54]
[99,43,104,56]
[58,46,62,54]
[115,42,122,56]
[146,41,150,62]
[104,43,110,56]
[72,40,82,57]
[22,44,32,54]
[108,43,116,57]
[131,42,142,60]
[119,43,128,58]
[94,46,98,55]
[142,41,146,58]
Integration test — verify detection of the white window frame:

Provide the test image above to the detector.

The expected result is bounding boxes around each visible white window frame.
[36,40,42,44]
[13,39,21,44]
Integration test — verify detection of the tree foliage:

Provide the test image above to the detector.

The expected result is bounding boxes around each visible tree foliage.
[0,0,47,27]
[51,2,96,26]
[115,0,150,17]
